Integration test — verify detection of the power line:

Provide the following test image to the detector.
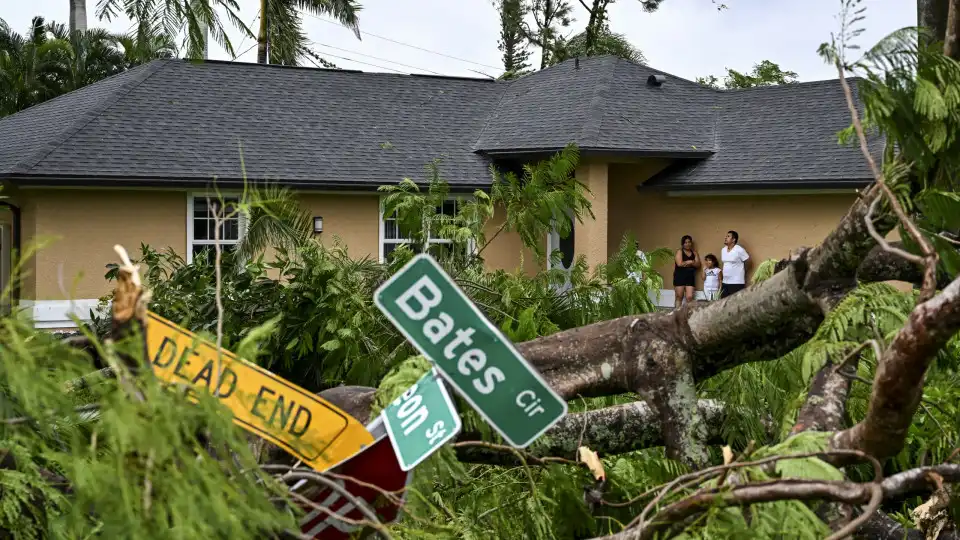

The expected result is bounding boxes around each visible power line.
[304,14,501,71]
[305,50,406,73]
[232,41,259,61]
[309,40,443,75]
[235,8,262,55]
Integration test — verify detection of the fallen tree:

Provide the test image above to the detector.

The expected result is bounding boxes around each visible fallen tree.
[6,6,960,540]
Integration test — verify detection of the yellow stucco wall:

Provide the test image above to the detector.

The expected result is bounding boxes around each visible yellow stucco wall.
[20,190,187,300]
[482,204,541,276]
[298,194,380,260]
[607,163,860,288]
[15,189,545,301]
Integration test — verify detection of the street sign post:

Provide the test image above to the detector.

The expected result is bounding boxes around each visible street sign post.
[382,368,462,471]
[146,311,374,472]
[374,254,567,448]
[294,421,414,540]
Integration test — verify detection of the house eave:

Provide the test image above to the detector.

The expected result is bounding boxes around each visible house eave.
[638,178,874,193]
[0,174,491,193]
[478,147,715,159]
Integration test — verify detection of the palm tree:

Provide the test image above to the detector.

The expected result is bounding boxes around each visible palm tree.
[96,0,250,60]
[70,0,88,34]
[257,0,361,65]
[0,17,172,118]
[96,0,362,66]
[0,17,73,117]
[47,22,126,91]
[114,32,177,67]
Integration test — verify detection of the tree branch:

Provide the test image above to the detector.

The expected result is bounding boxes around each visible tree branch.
[832,275,960,458]
[455,399,735,465]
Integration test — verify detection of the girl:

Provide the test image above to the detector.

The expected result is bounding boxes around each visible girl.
[673,235,699,308]
[703,254,721,301]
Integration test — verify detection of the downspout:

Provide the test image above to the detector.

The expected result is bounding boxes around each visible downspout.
[0,201,22,309]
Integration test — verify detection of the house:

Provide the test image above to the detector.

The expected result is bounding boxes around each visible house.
[0,55,874,329]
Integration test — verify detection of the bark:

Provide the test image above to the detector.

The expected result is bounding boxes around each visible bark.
[791,357,855,435]
[832,274,960,458]
[856,241,953,289]
[455,399,734,465]
[257,0,269,64]
[69,0,87,34]
[946,0,960,59]
[852,511,959,540]
[268,386,741,464]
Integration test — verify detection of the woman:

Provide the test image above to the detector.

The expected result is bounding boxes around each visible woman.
[720,230,750,298]
[673,235,699,308]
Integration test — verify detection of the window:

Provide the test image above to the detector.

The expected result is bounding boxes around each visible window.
[380,199,467,262]
[188,195,244,264]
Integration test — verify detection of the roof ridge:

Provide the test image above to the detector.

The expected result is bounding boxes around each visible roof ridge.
[471,77,513,153]
[718,76,865,92]
[579,56,617,147]
[10,60,171,175]
[187,58,501,82]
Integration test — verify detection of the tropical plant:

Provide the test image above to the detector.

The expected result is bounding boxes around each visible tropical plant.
[696,59,799,89]
[549,26,645,65]
[257,0,361,66]
[0,17,74,117]
[96,0,249,60]
[0,16,174,118]
[495,0,533,79]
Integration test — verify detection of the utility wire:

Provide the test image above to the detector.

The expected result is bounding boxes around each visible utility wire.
[235,8,261,55]
[232,41,259,61]
[309,40,443,75]
[305,50,406,73]
[304,13,501,71]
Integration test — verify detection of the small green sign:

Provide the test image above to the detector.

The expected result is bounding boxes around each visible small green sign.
[374,254,567,448]
[382,368,462,471]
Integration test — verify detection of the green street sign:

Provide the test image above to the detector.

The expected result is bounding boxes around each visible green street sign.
[374,254,567,448]
[382,368,462,471]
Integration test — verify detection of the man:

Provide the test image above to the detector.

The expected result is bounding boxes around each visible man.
[720,230,750,298]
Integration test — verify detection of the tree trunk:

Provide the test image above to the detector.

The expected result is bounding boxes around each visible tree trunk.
[69,0,87,34]
[257,0,269,64]
[918,0,960,59]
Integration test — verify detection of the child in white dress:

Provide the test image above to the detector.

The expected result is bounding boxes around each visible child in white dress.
[703,254,722,300]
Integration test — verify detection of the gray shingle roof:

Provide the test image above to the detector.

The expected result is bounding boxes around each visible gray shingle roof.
[642,78,877,189]
[0,59,507,187]
[0,55,875,190]
[476,55,717,154]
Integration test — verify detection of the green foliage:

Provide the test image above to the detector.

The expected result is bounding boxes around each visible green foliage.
[696,60,799,89]
[495,0,532,78]
[489,144,593,262]
[551,27,646,65]
[0,16,174,118]
[749,258,780,284]
[0,316,297,538]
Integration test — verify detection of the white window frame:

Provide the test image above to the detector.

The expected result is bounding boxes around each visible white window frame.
[186,191,248,264]
[378,195,476,263]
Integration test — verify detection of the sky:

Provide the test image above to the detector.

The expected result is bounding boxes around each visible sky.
[4,0,916,82]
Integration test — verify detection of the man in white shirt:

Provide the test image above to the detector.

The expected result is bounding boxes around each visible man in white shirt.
[720,230,750,298]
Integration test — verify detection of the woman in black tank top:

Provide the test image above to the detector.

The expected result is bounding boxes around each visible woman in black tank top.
[673,235,700,308]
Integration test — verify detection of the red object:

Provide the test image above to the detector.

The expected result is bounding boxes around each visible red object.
[295,434,413,539]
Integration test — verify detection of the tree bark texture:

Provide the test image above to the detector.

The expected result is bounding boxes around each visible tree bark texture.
[69,0,87,34]
[832,274,960,459]
[257,0,269,64]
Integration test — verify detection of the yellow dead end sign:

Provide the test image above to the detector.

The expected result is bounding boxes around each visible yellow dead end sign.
[145,311,374,472]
